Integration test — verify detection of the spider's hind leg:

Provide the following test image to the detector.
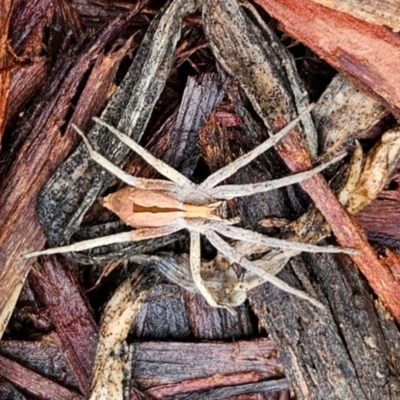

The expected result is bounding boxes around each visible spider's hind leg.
[23,224,185,259]
[204,229,324,309]
[211,223,358,255]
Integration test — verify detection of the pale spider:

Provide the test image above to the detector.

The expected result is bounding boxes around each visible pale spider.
[24,107,356,309]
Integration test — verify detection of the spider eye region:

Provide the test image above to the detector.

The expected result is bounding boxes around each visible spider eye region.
[103,187,225,228]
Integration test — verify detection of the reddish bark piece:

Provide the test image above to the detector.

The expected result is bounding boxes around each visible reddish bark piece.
[357,195,400,246]
[0,3,146,339]
[0,354,82,400]
[274,124,400,322]
[29,257,97,396]
[7,59,47,122]
[64,37,134,139]
[130,339,283,390]
[183,291,255,340]
[146,371,267,398]
[381,250,400,282]
[4,0,55,134]
[11,0,55,58]
[313,0,400,32]
[254,0,400,117]
[0,0,14,148]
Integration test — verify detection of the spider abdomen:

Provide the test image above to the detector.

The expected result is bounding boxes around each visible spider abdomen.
[103,187,224,228]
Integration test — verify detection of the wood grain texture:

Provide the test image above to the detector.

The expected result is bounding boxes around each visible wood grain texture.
[0,0,14,149]
[0,354,82,400]
[313,0,400,32]
[28,257,97,395]
[132,339,283,390]
[255,0,400,117]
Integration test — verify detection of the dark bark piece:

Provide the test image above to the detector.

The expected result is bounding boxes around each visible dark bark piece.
[71,0,138,26]
[11,0,58,57]
[159,379,290,400]
[131,339,283,390]
[130,281,255,341]
[0,334,79,390]
[0,378,27,400]
[9,280,53,333]
[183,291,256,340]
[162,73,225,176]
[356,194,400,247]
[250,254,400,399]
[28,257,97,396]
[0,354,83,400]
[130,284,193,340]
[6,59,47,123]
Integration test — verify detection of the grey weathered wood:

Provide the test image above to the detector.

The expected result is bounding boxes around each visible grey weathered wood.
[37,0,201,247]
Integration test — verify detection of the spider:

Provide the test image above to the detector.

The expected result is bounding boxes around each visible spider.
[24,107,356,309]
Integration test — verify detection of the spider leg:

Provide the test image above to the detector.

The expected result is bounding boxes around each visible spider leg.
[93,118,196,189]
[190,231,219,308]
[211,223,359,255]
[22,224,185,258]
[72,124,180,192]
[190,231,235,312]
[200,104,314,190]
[205,230,324,309]
[210,152,346,199]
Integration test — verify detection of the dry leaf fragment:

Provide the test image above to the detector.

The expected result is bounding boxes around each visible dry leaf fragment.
[345,128,400,214]
[337,141,364,206]
[313,74,388,154]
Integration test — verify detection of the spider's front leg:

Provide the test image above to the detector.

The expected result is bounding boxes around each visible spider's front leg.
[92,118,198,190]
[200,104,315,190]
[209,152,346,199]
[72,124,180,193]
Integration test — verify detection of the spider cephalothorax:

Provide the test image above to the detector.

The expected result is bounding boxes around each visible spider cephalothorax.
[24,108,356,309]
